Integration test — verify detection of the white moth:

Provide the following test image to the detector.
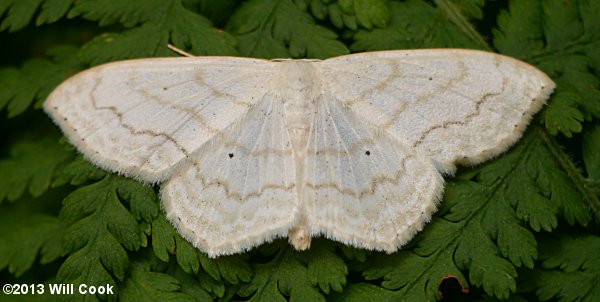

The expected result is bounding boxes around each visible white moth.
[44,49,554,257]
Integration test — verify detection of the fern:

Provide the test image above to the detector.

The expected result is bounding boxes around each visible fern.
[0,46,81,117]
[226,0,348,58]
[494,0,600,138]
[1,0,599,301]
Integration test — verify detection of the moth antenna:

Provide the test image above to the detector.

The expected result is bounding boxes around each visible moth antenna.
[168,44,196,57]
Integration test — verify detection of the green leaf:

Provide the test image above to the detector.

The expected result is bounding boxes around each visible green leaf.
[306,240,347,294]
[0,46,82,117]
[0,0,42,32]
[152,214,201,274]
[311,0,389,30]
[151,215,177,262]
[117,178,159,224]
[36,0,74,25]
[237,248,325,301]
[453,216,518,298]
[120,260,196,302]
[360,128,590,300]
[493,0,545,59]
[68,0,162,26]
[170,266,214,302]
[168,3,237,57]
[352,0,389,29]
[352,0,488,51]
[212,255,252,285]
[309,0,328,21]
[475,129,591,228]
[79,24,173,66]
[151,214,251,289]
[338,244,367,262]
[0,207,64,277]
[529,233,600,301]
[494,0,600,137]
[362,248,467,301]
[583,121,600,179]
[57,175,158,300]
[329,283,397,301]
[451,0,485,20]
[0,0,74,31]
[325,3,356,30]
[541,90,584,137]
[52,155,107,187]
[188,0,239,27]
[0,137,73,203]
[226,0,348,59]
[74,0,236,65]
[197,269,225,298]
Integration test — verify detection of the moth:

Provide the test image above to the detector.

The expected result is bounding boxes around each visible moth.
[45,49,554,257]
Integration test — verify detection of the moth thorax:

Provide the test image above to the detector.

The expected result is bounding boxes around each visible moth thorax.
[280,62,318,156]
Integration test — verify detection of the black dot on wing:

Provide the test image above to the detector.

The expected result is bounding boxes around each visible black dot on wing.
[365,150,371,156]
[228,153,234,158]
